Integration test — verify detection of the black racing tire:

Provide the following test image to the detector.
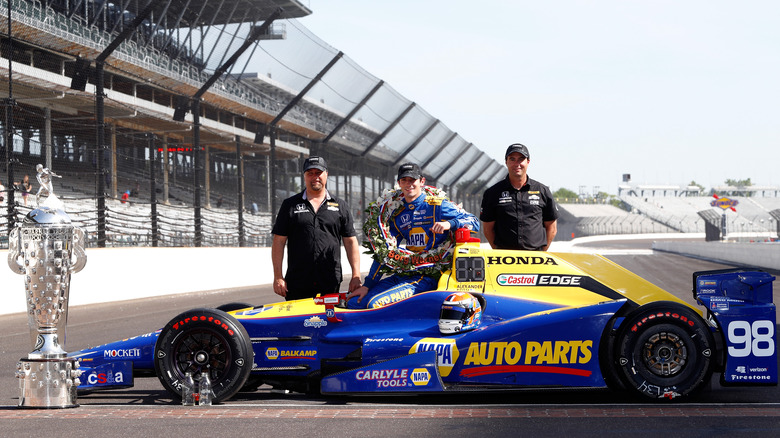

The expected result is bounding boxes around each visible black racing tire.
[615,302,715,400]
[154,308,253,404]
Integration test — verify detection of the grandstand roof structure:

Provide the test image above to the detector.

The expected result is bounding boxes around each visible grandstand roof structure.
[118,0,313,26]
[0,0,504,246]
[0,0,502,188]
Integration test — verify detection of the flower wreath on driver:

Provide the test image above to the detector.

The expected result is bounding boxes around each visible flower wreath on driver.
[362,185,455,276]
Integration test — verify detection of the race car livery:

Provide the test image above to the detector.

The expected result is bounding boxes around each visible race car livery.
[70,230,777,402]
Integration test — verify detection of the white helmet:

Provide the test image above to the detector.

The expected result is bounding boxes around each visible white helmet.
[438,292,482,334]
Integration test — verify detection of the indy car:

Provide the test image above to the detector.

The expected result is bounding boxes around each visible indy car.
[71,229,777,402]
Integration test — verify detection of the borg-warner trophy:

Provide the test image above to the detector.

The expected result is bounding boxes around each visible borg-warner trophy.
[8,165,87,408]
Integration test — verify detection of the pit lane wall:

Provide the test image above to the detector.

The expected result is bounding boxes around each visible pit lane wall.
[0,247,376,317]
[0,237,776,317]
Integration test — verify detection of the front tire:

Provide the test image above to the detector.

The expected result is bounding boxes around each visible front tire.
[615,303,715,400]
[154,308,253,404]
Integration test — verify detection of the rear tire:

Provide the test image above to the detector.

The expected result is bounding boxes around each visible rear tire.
[615,303,715,400]
[154,308,253,403]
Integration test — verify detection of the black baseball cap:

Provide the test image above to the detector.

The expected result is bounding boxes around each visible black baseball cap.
[397,162,423,180]
[505,143,530,160]
[303,156,327,172]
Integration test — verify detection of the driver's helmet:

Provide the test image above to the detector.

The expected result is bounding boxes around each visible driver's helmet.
[438,292,482,334]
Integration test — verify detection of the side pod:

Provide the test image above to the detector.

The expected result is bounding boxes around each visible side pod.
[320,350,445,394]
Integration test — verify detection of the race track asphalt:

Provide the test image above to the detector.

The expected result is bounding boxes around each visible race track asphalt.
[0,240,778,437]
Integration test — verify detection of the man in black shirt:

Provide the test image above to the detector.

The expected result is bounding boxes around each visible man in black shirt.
[480,144,558,251]
[271,156,362,300]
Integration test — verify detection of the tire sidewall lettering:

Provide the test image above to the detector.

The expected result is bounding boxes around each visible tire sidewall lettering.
[616,304,714,400]
[154,308,251,403]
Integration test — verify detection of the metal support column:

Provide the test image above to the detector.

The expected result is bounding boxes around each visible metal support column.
[110,124,117,198]
[193,99,202,246]
[149,134,159,247]
[204,145,210,208]
[44,108,52,169]
[269,128,277,219]
[236,135,246,247]
[95,61,106,247]
[163,136,170,205]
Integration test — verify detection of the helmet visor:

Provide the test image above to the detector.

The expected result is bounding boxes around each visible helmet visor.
[440,306,467,322]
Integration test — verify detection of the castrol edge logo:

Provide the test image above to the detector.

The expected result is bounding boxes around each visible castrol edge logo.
[497,274,582,286]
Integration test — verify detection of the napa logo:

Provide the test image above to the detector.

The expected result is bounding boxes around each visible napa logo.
[265,347,280,360]
[409,338,458,377]
[411,368,431,386]
[407,227,427,251]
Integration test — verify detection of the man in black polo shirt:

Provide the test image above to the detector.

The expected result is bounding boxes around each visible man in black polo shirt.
[480,144,558,251]
[271,156,362,300]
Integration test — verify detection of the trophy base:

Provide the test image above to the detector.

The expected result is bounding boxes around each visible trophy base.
[16,357,81,409]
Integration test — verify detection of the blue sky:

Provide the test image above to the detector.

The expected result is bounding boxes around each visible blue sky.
[302,1,779,195]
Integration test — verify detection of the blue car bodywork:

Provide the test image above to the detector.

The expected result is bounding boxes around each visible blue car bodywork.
[71,238,777,402]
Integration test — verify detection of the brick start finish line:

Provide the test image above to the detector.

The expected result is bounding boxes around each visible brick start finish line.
[0,405,778,419]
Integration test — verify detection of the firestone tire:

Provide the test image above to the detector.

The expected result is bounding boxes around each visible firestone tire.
[154,308,253,404]
[615,303,715,400]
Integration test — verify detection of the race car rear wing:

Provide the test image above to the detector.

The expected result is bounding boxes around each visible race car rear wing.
[692,269,777,386]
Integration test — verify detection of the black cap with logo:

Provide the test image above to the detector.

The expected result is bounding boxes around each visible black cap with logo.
[303,156,328,172]
[397,163,423,180]
[505,143,530,160]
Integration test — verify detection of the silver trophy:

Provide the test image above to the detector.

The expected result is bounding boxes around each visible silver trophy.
[9,165,86,408]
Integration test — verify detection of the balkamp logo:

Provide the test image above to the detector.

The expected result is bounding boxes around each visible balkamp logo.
[304,316,328,328]
[487,256,558,266]
[280,349,317,360]
[265,347,279,360]
[409,338,458,377]
[711,194,738,212]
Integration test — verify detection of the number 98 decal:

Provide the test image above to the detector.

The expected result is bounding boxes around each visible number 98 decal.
[727,320,775,358]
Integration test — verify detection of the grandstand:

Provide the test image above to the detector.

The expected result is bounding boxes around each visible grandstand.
[0,0,503,248]
[555,181,780,242]
[557,203,675,240]
[557,180,780,241]
[620,195,779,236]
